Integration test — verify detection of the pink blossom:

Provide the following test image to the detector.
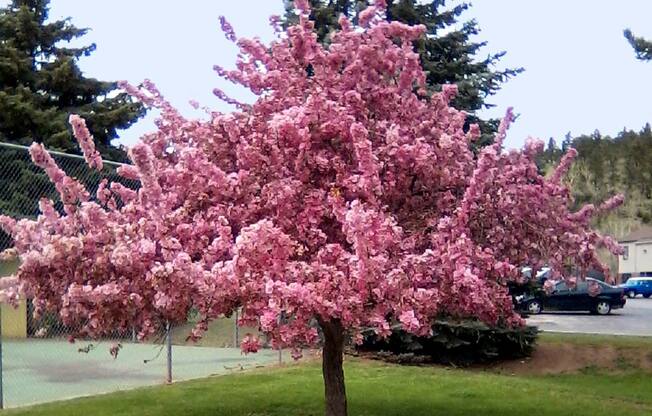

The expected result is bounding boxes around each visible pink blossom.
[0,275,18,291]
[109,343,122,359]
[116,164,139,180]
[494,107,514,147]
[551,148,578,183]
[359,7,378,27]
[260,310,277,331]
[241,334,261,354]
[0,276,19,305]
[399,310,420,333]
[219,16,237,42]
[0,216,16,235]
[598,194,625,214]
[28,143,89,209]
[566,276,578,290]
[69,115,103,170]
[294,0,310,14]
[441,83,458,102]
[269,15,282,33]
[588,280,602,297]
[543,280,556,295]
[291,348,303,360]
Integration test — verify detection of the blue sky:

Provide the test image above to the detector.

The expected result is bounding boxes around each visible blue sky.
[43,0,652,150]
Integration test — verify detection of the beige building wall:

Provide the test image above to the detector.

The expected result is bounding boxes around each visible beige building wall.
[619,242,636,274]
[1,301,27,338]
[635,242,652,274]
[0,258,27,338]
[619,240,652,276]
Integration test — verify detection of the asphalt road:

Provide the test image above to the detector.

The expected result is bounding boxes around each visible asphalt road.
[526,297,652,336]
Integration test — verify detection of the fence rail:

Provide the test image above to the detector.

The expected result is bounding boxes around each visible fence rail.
[0,141,127,166]
[0,141,282,409]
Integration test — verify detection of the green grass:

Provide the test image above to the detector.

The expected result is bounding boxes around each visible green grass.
[171,317,260,348]
[3,357,651,416]
[540,332,652,348]
[3,332,651,415]
[0,259,18,277]
[539,370,652,406]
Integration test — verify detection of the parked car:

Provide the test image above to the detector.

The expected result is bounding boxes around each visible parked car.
[520,266,551,285]
[619,277,652,298]
[516,278,626,315]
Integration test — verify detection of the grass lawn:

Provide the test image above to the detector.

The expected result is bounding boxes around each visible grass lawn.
[4,334,652,416]
[540,332,652,348]
[170,316,261,348]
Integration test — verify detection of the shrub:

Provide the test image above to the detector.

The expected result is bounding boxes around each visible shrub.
[357,319,539,366]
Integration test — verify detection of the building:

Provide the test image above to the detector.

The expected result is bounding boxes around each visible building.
[0,258,27,338]
[618,225,652,282]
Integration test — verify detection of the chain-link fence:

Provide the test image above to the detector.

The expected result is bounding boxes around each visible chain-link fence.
[0,141,138,250]
[0,142,284,409]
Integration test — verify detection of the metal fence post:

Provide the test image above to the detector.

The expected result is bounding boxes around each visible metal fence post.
[277,313,283,365]
[166,321,172,384]
[233,309,239,348]
[0,305,4,409]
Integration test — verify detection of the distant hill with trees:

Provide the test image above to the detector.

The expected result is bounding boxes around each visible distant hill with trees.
[538,126,652,271]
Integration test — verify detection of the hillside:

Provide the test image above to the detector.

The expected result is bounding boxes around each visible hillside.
[538,126,652,272]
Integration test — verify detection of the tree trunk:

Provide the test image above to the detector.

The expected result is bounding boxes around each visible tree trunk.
[320,319,348,416]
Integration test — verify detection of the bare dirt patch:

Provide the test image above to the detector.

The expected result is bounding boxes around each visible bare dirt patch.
[483,342,652,375]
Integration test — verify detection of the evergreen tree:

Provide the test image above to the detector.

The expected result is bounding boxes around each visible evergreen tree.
[538,137,561,169]
[0,0,144,249]
[0,0,144,160]
[546,137,556,153]
[283,0,523,145]
[537,126,652,229]
[561,131,572,152]
[624,29,652,61]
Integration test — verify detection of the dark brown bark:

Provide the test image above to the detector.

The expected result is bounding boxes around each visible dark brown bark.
[320,319,348,416]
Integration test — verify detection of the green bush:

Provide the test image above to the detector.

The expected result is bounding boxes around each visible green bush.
[356,319,539,366]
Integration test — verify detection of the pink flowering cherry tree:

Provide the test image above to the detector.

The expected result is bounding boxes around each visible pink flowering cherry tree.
[0,1,622,415]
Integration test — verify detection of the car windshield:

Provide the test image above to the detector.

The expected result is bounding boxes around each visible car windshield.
[588,279,611,288]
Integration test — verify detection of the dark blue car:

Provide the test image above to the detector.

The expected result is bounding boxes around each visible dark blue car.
[619,277,652,298]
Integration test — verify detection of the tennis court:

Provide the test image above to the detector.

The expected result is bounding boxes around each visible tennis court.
[1,339,282,408]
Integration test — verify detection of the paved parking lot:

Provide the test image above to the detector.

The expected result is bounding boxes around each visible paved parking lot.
[527,298,652,336]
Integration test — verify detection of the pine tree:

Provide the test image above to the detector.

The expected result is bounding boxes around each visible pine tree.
[283,0,523,145]
[537,127,652,228]
[0,0,144,160]
[624,29,652,61]
[546,137,556,153]
[0,0,144,249]
[561,132,572,152]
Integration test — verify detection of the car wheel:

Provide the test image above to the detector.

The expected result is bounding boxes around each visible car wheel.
[595,301,611,315]
[627,290,636,298]
[527,300,542,315]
